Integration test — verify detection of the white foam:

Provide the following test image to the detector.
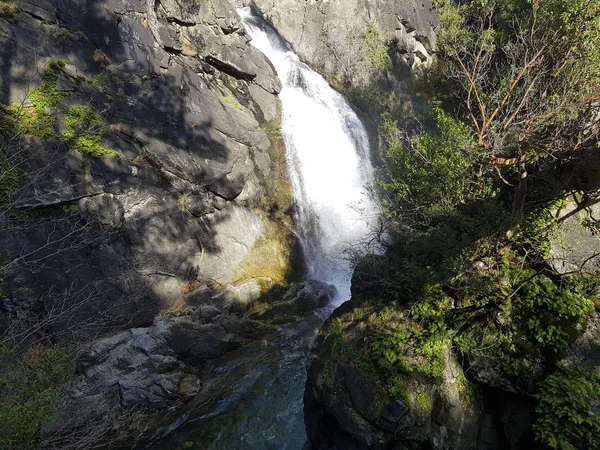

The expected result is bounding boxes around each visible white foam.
[239,8,382,304]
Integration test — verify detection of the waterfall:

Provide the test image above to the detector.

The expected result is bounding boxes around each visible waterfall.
[239,8,382,305]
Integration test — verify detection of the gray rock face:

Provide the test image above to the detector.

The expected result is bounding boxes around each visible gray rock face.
[548,194,600,276]
[559,312,600,375]
[62,310,267,425]
[233,0,439,88]
[83,326,192,406]
[0,0,292,339]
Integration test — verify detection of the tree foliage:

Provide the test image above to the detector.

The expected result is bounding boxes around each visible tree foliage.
[534,370,600,450]
[0,345,71,449]
[431,0,600,213]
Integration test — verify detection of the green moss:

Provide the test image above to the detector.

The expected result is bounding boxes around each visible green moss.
[61,105,117,157]
[326,317,347,351]
[30,61,70,109]
[222,96,243,111]
[0,344,71,449]
[364,22,392,70]
[0,59,70,139]
[534,370,600,450]
[0,0,18,23]
[388,375,411,405]
[416,391,432,411]
[91,72,109,90]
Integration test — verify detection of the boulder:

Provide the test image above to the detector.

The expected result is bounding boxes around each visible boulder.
[83,326,193,406]
[247,280,334,321]
[547,193,600,276]
[282,280,335,313]
[304,298,483,450]
[558,311,600,375]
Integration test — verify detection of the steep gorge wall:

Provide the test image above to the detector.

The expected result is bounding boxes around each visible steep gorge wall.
[0,0,294,331]
[0,0,309,442]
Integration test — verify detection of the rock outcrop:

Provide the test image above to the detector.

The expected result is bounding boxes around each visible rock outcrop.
[548,192,600,276]
[233,0,439,85]
[304,298,539,450]
[0,0,295,338]
[0,0,314,444]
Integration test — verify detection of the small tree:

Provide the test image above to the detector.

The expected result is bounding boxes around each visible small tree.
[433,0,600,214]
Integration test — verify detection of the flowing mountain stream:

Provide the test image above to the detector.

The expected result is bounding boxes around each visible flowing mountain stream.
[149,9,381,449]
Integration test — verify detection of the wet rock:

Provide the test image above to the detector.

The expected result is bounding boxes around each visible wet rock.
[282,280,335,312]
[248,280,334,321]
[214,280,263,311]
[304,298,483,450]
[186,286,214,307]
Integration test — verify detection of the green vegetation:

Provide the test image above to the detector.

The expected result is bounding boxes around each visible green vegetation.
[0,60,115,157]
[0,59,70,140]
[90,49,113,91]
[364,22,391,70]
[222,96,243,111]
[416,391,432,411]
[534,370,600,450]
[325,317,347,351]
[91,72,109,90]
[431,0,600,214]
[0,157,18,205]
[380,106,493,215]
[61,105,116,157]
[372,330,411,375]
[0,344,71,449]
[345,0,600,445]
[0,0,18,23]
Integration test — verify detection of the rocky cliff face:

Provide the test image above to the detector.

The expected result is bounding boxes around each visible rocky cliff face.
[0,0,296,324]
[0,0,476,447]
[0,0,309,443]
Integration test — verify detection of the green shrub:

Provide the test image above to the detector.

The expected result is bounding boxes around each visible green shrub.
[364,22,392,70]
[451,264,595,373]
[0,344,71,449]
[61,105,117,157]
[380,106,491,211]
[534,370,600,450]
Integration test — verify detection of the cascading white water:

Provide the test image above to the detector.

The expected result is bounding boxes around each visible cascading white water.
[239,8,382,304]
